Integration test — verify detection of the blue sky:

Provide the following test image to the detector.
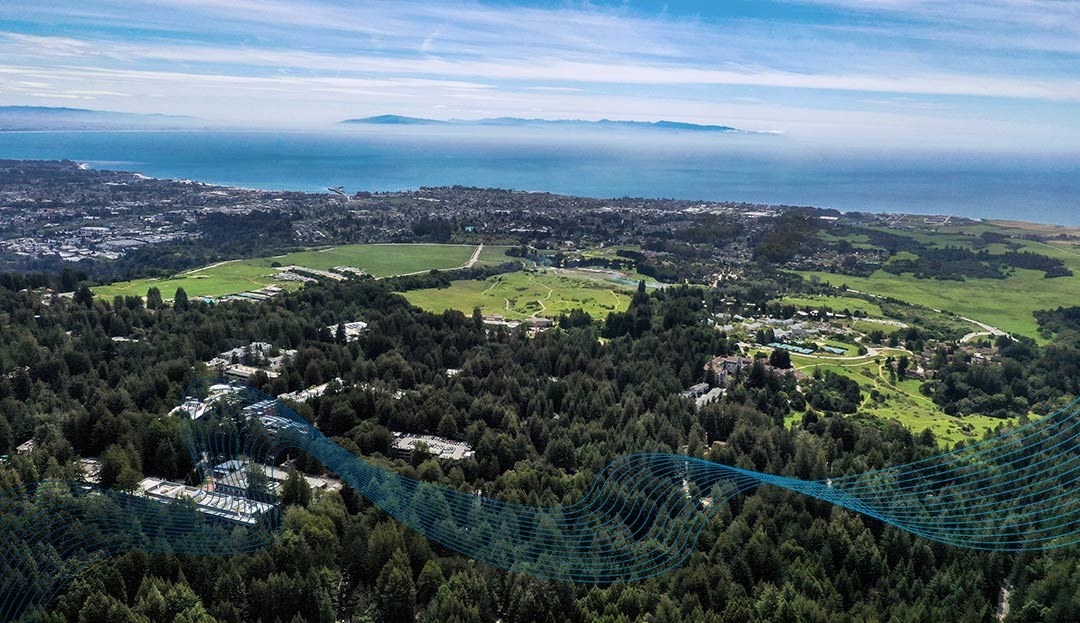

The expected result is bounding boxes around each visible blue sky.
[2,0,1079,150]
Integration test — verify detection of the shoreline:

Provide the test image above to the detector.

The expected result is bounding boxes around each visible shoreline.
[3,154,1077,230]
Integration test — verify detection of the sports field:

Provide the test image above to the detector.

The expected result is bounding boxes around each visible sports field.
[93,243,486,300]
[402,269,632,319]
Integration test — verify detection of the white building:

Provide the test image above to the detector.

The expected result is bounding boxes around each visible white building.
[139,477,277,526]
[391,433,475,461]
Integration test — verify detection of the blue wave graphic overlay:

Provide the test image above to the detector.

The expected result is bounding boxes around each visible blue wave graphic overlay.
[3,381,1080,620]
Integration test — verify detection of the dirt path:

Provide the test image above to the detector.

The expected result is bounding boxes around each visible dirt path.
[530,274,554,317]
[181,259,238,275]
[481,275,502,296]
[464,243,483,268]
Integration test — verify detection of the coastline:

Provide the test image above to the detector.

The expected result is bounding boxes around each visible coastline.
[1,136,1076,226]
[65,160,1080,232]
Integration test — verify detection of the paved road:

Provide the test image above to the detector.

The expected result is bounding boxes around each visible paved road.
[958,315,1010,343]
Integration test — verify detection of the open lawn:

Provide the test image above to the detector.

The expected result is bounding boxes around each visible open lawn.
[401,269,632,319]
[473,245,517,267]
[786,351,1023,446]
[799,221,1080,340]
[92,261,302,300]
[778,294,884,317]
[850,319,905,336]
[793,266,1079,340]
[93,243,480,300]
[576,245,642,259]
[255,243,475,276]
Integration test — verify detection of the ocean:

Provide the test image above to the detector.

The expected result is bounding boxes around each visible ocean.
[2,128,1079,225]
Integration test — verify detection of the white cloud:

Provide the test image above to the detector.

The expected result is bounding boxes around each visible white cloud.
[4,34,1079,102]
[420,30,440,53]
[0,0,1078,149]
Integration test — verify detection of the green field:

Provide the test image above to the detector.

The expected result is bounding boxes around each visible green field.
[473,245,517,267]
[259,243,476,275]
[93,244,481,300]
[402,269,632,319]
[794,267,1076,340]
[92,261,302,300]
[785,351,1022,445]
[778,294,885,317]
[797,226,1080,340]
[850,319,905,336]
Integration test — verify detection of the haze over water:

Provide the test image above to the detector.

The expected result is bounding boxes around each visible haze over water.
[3,128,1079,226]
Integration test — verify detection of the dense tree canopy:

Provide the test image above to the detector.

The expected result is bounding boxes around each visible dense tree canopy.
[0,271,1073,622]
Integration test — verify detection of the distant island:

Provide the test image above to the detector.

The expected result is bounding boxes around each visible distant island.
[0,106,204,131]
[340,114,743,133]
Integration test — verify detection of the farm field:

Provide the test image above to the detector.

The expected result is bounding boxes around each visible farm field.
[93,243,481,300]
[401,269,633,319]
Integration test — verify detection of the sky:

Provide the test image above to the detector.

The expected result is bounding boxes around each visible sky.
[1,0,1080,150]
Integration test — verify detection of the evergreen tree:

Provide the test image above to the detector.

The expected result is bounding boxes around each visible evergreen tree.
[375,549,416,623]
[768,348,792,369]
[281,466,312,507]
[146,287,164,310]
[74,285,94,308]
[173,287,189,311]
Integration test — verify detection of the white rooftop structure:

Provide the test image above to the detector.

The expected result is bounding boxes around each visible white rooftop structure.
[391,433,475,461]
[170,383,242,420]
[139,476,276,526]
[328,321,368,342]
[695,387,725,408]
[278,378,340,403]
[223,364,281,381]
[212,459,343,495]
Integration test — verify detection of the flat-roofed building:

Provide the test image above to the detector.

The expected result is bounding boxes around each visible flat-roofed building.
[224,364,281,381]
[212,459,343,500]
[327,321,368,342]
[681,382,710,398]
[391,433,475,461]
[139,476,277,526]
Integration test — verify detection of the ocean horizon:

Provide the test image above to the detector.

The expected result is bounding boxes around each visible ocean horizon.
[2,128,1079,226]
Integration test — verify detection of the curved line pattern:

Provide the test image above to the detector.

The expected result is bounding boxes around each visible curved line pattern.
[3,381,1080,620]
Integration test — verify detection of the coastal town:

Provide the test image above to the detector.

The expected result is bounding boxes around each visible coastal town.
[0,159,781,278]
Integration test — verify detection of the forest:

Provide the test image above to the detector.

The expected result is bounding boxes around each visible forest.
[1,267,1078,622]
